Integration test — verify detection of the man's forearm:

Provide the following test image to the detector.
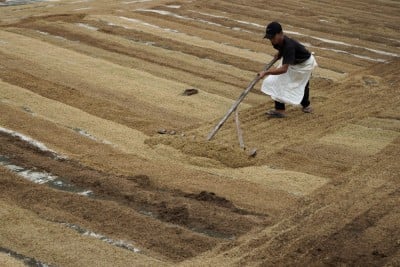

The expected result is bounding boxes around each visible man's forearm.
[266,66,287,75]
[258,62,288,78]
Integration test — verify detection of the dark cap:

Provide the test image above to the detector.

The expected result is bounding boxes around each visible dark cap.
[264,21,282,39]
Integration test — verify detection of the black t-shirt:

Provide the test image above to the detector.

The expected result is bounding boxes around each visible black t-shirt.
[273,35,311,65]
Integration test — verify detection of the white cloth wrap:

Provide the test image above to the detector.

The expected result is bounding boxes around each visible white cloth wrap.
[261,55,317,105]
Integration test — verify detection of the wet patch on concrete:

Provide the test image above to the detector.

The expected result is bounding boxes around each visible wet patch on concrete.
[76,23,98,31]
[0,0,48,6]
[73,127,97,141]
[0,155,93,196]
[0,247,51,267]
[0,127,66,159]
[72,127,113,145]
[36,30,72,42]
[63,223,141,253]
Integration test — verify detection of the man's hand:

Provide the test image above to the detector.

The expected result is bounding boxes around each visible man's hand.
[257,70,269,78]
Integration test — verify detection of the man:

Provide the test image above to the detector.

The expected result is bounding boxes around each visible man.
[258,22,317,118]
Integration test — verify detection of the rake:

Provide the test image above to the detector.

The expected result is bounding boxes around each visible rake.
[207,57,278,145]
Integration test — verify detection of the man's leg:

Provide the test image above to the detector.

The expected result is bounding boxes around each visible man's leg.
[275,101,285,111]
[301,81,313,113]
[301,81,310,108]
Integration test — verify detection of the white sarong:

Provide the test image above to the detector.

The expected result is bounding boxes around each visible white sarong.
[261,55,317,105]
